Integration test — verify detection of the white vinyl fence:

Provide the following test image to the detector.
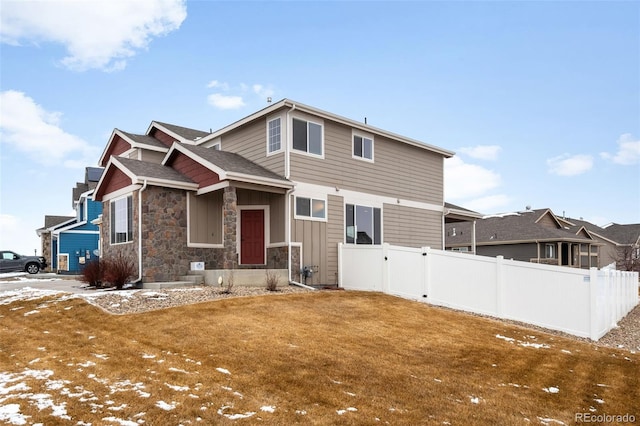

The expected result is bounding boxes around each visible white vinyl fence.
[338,243,639,341]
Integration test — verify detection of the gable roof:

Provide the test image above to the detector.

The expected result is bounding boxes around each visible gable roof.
[36,215,76,236]
[601,223,640,245]
[446,208,595,246]
[151,121,210,142]
[444,202,483,222]
[194,99,455,158]
[164,143,293,190]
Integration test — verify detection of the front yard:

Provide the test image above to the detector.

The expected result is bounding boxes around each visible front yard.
[0,289,637,425]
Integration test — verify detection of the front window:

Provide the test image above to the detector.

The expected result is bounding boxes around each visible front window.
[267,117,281,153]
[295,196,326,220]
[292,118,323,156]
[346,204,381,245]
[353,134,373,161]
[110,195,133,244]
[545,243,555,258]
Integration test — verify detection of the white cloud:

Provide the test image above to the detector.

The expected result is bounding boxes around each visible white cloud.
[207,80,229,90]
[444,156,502,200]
[0,90,99,168]
[252,84,274,99]
[600,133,640,165]
[546,153,593,176]
[458,145,502,161]
[0,214,41,257]
[461,195,511,214]
[0,0,186,72]
[207,93,245,110]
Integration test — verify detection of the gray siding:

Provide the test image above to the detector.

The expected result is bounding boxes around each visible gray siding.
[326,194,344,285]
[221,119,286,177]
[477,243,538,261]
[290,120,444,204]
[384,204,443,249]
[189,192,223,245]
[141,150,166,164]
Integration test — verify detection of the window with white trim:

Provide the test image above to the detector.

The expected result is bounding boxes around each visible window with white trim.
[292,117,323,156]
[110,195,133,244]
[295,196,326,220]
[346,204,381,245]
[267,117,281,153]
[353,134,373,161]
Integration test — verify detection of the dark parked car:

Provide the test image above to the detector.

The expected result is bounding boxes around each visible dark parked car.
[0,251,47,274]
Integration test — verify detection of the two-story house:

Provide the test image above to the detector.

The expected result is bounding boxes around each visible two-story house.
[93,100,462,286]
[37,167,104,273]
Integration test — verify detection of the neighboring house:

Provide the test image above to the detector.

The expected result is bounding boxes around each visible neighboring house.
[37,167,104,273]
[93,99,471,285]
[445,208,603,269]
[599,223,640,271]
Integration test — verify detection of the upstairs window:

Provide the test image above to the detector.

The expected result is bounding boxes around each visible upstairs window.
[346,204,381,245]
[267,117,281,154]
[110,195,133,244]
[293,118,323,156]
[353,134,373,161]
[295,196,326,220]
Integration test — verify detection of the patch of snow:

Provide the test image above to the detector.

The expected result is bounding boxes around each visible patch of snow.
[78,361,96,368]
[155,401,176,411]
[296,410,307,415]
[543,387,559,394]
[495,334,515,343]
[469,396,480,404]
[165,383,189,392]
[23,310,40,316]
[101,416,138,426]
[594,398,605,404]
[537,417,566,425]
[337,407,358,415]
[93,354,109,360]
[261,405,276,413]
[561,349,572,354]
[215,368,231,375]
[168,367,189,374]
[519,342,550,349]
[0,288,65,305]
[141,354,156,359]
[217,406,255,420]
[0,403,27,425]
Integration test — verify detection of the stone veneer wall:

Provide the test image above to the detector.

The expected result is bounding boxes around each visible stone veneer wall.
[101,185,292,283]
[41,233,52,272]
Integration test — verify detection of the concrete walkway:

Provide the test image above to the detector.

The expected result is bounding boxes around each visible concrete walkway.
[0,273,89,294]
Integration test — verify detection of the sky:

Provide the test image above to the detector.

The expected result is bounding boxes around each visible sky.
[1,0,639,257]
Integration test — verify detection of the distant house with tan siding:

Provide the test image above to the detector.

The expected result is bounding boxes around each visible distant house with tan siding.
[94,99,470,286]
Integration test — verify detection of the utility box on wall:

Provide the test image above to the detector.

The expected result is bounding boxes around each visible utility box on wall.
[190,262,205,271]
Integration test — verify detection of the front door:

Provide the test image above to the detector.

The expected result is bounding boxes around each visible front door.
[240,210,265,265]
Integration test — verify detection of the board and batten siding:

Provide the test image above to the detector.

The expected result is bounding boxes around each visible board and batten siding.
[189,192,222,245]
[237,189,285,244]
[220,119,286,177]
[326,194,344,285]
[289,120,444,205]
[384,204,443,249]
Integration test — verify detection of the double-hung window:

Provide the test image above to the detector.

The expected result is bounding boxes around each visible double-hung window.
[346,204,381,245]
[292,118,323,156]
[545,243,555,259]
[353,134,373,161]
[295,196,326,220]
[267,117,281,154]
[110,195,133,244]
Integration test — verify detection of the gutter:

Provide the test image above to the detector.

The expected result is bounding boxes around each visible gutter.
[135,179,148,284]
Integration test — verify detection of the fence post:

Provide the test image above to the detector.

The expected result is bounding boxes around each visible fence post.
[337,243,343,288]
[382,243,390,293]
[589,267,598,341]
[422,246,431,302]
[496,256,504,318]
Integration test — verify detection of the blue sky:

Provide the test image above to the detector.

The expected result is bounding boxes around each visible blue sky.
[1,0,639,257]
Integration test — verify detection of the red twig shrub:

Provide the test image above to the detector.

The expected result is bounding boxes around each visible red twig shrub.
[80,260,103,287]
[102,254,137,290]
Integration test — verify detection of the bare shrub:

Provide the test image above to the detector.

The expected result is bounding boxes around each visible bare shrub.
[264,270,280,291]
[102,253,137,290]
[80,259,103,287]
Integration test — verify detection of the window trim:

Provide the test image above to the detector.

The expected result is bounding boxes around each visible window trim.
[545,243,555,259]
[345,203,382,245]
[291,116,324,158]
[294,195,327,222]
[266,116,283,156]
[352,131,374,162]
[110,194,133,245]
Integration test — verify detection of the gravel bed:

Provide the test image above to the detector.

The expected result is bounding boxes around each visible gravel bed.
[79,285,639,353]
[80,285,313,315]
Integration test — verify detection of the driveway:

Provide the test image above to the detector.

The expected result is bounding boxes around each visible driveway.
[0,272,89,294]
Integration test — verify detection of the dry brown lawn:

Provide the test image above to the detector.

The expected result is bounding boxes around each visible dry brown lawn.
[0,290,638,425]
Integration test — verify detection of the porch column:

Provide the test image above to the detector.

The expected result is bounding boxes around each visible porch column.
[471,220,477,254]
[223,185,238,269]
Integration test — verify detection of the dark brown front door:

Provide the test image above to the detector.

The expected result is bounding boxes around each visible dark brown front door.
[240,210,265,264]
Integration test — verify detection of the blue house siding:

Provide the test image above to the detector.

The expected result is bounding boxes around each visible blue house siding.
[58,231,100,273]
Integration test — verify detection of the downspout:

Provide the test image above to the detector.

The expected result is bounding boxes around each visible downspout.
[284,103,314,290]
[135,179,148,284]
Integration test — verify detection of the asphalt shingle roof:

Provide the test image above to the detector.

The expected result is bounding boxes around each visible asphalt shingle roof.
[119,130,168,149]
[175,143,290,183]
[44,215,74,229]
[601,224,640,245]
[115,157,196,184]
[155,122,210,141]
